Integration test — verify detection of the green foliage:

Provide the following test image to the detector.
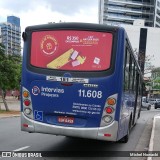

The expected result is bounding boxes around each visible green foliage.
[153,85,160,89]
[154,78,160,83]
[0,43,22,91]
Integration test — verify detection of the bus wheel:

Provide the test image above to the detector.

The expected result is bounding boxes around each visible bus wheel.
[120,118,131,143]
[147,105,151,110]
[122,129,129,143]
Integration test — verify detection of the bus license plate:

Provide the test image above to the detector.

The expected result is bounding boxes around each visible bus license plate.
[58,116,74,124]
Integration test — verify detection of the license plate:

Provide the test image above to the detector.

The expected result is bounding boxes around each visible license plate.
[58,116,74,124]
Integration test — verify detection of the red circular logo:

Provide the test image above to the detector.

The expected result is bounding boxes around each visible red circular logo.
[41,35,58,55]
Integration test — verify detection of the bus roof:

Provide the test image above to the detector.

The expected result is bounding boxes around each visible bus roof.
[24,22,123,33]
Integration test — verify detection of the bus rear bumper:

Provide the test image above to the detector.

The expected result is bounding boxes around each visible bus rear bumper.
[21,113,118,141]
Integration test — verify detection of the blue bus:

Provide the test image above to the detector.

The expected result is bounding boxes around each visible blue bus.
[21,23,142,143]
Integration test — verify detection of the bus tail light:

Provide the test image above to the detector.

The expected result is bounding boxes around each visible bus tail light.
[107,98,116,105]
[103,115,113,123]
[105,107,114,114]
[23,91,29,98]
[23,99,31,106]
[24,108,32,115]
[100,94,118,127]
[22,87,33,119]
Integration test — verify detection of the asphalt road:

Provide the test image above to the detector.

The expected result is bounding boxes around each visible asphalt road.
[0,107,160,160]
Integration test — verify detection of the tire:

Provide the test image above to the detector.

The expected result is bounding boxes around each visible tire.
[147,105,151,110]
[120,117,132,143]
[138,110,141,119]
[155,104,157,109]
[122,129,129,143]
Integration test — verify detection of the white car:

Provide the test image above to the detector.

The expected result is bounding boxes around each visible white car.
[142,97,151,110]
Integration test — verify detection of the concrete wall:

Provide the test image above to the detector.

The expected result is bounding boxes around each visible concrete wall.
[120,24,160,68]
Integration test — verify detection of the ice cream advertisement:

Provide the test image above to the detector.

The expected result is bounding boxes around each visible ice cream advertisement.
[30,30,113,71]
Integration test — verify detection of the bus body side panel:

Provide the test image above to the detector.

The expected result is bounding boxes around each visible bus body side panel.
[112,29,126,141]
[113,29,134,141]
[115,30,139,141]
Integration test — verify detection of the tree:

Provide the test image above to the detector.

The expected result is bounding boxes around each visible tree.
[133,49,155,75]
[133,49,156,97]
[0,43,22,111]
[151,68,160,90]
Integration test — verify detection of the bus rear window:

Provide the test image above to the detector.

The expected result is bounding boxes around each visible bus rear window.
[30,30,113,71]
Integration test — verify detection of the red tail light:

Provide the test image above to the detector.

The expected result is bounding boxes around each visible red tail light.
[24,99,31,106]
[105,107,114,114]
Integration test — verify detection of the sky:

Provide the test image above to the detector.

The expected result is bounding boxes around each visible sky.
[0,0,99,32]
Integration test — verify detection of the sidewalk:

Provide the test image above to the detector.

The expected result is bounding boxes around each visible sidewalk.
[148,114,160,160]
[0,111,20,118]
[0,96,20,118]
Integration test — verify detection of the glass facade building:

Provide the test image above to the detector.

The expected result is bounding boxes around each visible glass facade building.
[7,16,20,27]
[99,0,159,27]
[0,16,21,55]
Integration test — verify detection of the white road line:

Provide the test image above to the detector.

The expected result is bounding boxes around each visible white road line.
[13,146,30,152]
[147,114,160,160]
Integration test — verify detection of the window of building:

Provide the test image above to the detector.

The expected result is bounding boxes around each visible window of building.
[157,1,160,7]
[156,16,160,23]
[155,24,160,27]
[157,9,160,17]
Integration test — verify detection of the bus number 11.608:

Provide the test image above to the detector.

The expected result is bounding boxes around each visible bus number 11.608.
[78,89,102,99]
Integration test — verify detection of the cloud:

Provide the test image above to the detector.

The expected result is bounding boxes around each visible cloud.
[45,0,98,15]
[0,0,98,16]
[0,0,45,12]
[20,6,98,32]
[0,0,98,32]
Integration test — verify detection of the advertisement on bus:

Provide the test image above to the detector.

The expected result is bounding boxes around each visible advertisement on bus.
[30,30,113,71]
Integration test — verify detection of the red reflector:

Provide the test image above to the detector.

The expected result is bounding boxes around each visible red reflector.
[23,124,28,128]
[61,83,73,86]
[105,107,113,114]
[104,134,111,137]
[24,100,31,106]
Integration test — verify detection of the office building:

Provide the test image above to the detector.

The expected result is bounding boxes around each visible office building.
[154,0,160,27]
[0,16,21,55]
[99,0,159,27]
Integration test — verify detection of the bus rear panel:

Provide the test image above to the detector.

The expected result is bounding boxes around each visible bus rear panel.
[21,23,129,142]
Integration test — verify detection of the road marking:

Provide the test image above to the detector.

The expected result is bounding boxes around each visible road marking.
[147,114,160,160]
[13,146,30,152]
